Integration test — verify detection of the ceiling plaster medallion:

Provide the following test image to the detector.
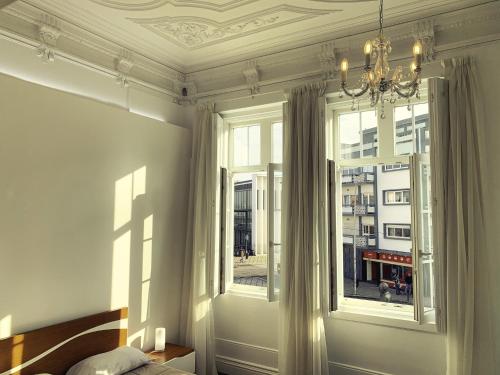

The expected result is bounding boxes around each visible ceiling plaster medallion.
[129,6,337,49]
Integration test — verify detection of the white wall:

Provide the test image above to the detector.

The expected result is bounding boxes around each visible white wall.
[214,41,500,375]
[0,72,191,351]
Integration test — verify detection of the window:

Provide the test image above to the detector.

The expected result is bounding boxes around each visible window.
[330,95,436,325]
[362,225,375,236]
[223,113,283,299]
[385,224,411,239]
[383,164,409,172]
[233,124,260,166]
[272,122,283,163]
[384,190,410,205]
[339,110,378,159]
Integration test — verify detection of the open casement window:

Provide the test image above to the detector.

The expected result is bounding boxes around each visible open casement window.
[267,163,282,302]
[327,92,439,326]
[218,111,283,301]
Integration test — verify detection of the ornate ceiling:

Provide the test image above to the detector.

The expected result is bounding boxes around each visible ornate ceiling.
[2,0,486,72]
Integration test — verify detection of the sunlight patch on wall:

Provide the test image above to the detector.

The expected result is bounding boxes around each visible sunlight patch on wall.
[127,328,145,348]
[141,214,153,323]
[0,314,12,339]
[114,174,133,231]
[111,230,131,309]
[133,167,146,200]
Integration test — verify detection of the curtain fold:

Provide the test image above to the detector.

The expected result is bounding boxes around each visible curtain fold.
[179,104,217,375]
[431,57,494,375]
[279,83,329,375]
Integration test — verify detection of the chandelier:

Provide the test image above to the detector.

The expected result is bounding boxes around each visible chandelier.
[339,0,423,118]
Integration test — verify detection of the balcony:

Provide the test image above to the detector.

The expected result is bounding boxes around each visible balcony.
[343,235,376,248]
[342,173,375,185]
[342,204,376,215]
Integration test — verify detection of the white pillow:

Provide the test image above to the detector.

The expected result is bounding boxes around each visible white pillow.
[66,346,150,375]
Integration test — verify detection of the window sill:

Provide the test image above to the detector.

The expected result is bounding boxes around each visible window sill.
[225,284,268,300]
[330,305,439,333]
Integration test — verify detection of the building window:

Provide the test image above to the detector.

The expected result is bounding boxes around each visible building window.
[384,224,411,240]
[330,95,436,323]
[382,164,409,172]
[384,190,410,205]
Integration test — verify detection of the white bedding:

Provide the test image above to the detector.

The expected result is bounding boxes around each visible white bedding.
[125,363,194,375]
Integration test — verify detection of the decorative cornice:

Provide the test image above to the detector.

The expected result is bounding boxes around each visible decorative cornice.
[412,20,435,63]
[114,50,134,87]
[174,79,197,105]
[318,41,337,80]
[242,60,260,97]
[36,14,60,63]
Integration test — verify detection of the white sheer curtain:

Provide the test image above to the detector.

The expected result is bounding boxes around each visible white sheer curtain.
[179,104,218,375]
[279,83,329,375]
[429,57,494,375]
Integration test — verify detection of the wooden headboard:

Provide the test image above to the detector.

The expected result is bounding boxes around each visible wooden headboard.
[0,308,128,375]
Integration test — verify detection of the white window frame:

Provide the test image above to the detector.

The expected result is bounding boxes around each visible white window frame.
[384,224,412,240]
[327,94,438,331]
[223,110,283,299]
[384,189,411,205]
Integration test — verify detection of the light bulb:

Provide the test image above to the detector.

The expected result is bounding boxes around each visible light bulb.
[341,58,349,72]
[413,40,422,56]
[340,58,348,83]
[364,41,372,55]
[411,62,417,73]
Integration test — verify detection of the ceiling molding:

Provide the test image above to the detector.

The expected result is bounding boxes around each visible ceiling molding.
[129,5,339,50]
[0,0,499,105]
[89,0,260,13]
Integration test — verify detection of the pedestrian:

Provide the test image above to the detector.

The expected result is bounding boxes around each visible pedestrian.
[240,247,245,262]
[391,269,401,295]
[405,271,413,303]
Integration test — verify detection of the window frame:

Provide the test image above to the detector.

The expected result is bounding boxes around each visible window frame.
[223,111,283,299]
[327,94,438,330]
[384,223,412,240]
[383,189,411,205]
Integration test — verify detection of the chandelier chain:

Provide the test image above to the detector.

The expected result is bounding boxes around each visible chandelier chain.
[379,0,384,36]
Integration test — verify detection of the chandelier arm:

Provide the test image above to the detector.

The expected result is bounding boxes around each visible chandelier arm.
[393,76,419,90]
[342,83,370,98]
[394,85,418,99]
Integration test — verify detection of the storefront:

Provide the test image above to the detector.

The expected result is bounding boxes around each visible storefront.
[363,251,412,288]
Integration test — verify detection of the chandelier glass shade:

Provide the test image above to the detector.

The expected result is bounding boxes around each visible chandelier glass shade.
[340,0,423,118]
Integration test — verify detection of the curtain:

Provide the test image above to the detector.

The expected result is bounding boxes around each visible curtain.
[279,83,329,375]
[179,104,218,375]
[430,57,494,375]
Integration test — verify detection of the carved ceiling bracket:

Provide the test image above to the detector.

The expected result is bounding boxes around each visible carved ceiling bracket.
[174,79,198,105]
[242,60,260,97]
[318,41,337,80]
[115,50,134,88]
[412,20,436,63]
[37,15,61,63]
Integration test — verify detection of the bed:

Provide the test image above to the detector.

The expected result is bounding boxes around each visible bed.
[0,308,193,375]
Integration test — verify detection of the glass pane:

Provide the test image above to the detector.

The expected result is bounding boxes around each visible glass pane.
[414,103,430,154]
[272,122,283,163]
[394,106,413,155]
[248,125,261,166]
[233,173,267,287]
[273,171,282,294]
[339,113,360,159]
[233,127,248,166]
[341,164,413,306]
[361,110,378,157]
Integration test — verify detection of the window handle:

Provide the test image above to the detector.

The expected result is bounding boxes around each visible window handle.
[418,250,433,256]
